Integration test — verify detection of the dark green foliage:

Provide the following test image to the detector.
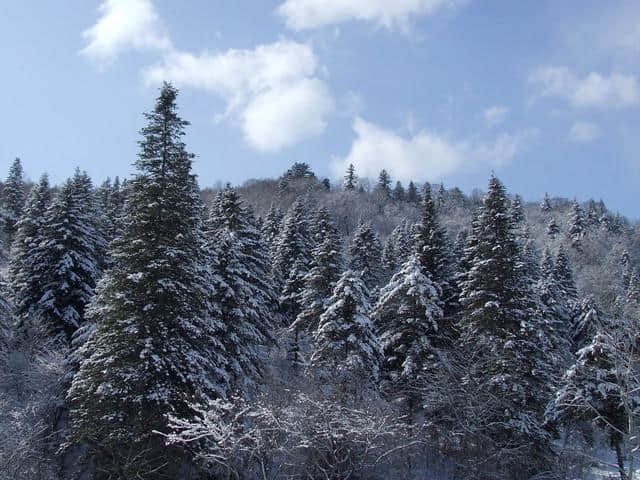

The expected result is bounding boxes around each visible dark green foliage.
[67,84,228,479]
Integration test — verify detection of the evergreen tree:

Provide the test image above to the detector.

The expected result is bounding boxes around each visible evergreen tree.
[292,233,343,344]
[2,157,26,244]
[0,262,11,365]
[261,203,284,260]
[554,245,578,302]
[310,270,381,389]
[571,295,606,352]
[348,221,383,293]
[344,163,357,191]
[206,228,266,391]
[376,169,392,197]
[458,175,552,476]
[373,254,443,409]
[381,220,413,280]
[34,176,101,341]
[273,199,312,290]
[550,330,631,479]
[8,174,51,325]
[567,199,586,251]
[414,183,454,313]
[67,84,228,478]
[510,194,525,225]
[546,217,560,239]
[540,192,552,213]
[309,205,340,247]
[206,188,278,376]
[206,185,277,357]
[436,182,446,210]
[406,181,418,203]
[393,181,405,201]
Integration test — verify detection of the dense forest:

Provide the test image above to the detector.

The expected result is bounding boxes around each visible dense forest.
[0,83,638,480]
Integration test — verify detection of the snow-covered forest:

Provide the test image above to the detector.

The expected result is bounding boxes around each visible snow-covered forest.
[0,84,638,480]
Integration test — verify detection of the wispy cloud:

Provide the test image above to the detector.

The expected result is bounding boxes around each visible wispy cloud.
[483,105,509,126]
[80,0,171,63]
[569,121,599,143]
[143,41,333,152]
[330,117,537,182]
[529,66,640,108]
[277,0,462,31]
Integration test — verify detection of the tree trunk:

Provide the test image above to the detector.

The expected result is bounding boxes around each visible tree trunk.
[614,437,627,480]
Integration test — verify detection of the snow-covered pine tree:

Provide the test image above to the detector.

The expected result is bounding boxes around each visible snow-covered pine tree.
[310,269,381,393]
[510,194,525,225]
[293,209,343,339]
[344,163,357,191]
[2,158,26,244]
[567,198,586,251]
[373,253,443,410]
[309,205,340,247]
[273,199,312,289]
[538,248,572,350]
[540,192,552,213]
[458,175,553,477]
[73,169,108,268]
[621,249,632,291]
[381,220,413,281]
[546,217,560,239]
[376,169,392,197]
[554,245,578,303]
[549,329,631,480]
[393,181,405,201]
[207,184,277,345]
[571,295,606,352]
[348,220,383,293]
[8,174,51,325]
[0,253,11,365]
[206,228,265,392]
[67,83,229,478]
[414,183,455,314]
[261,202,284,261]
[33,175,101,341]
[407,181,418,203]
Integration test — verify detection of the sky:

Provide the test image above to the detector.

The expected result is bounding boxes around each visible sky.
[1,0,639,217]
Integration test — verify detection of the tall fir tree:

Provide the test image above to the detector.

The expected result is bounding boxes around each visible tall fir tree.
[510,194,525,225]
[457,176,552,477]
[344,163,357,191]
[554,245,578,303]
[393,181,406,201]
[8,174,51,325]
[67,84,228,478]
[406,181,418,203]
[348,221,383,293]
[414,183,454,313]
[550,329,631,479]
[373,253,443,410]
[273,199,312,325]
[261,202,284,261]
[567,198,586,251]
[207,185,277,346]
[206,228,265,391]
[273,199,312,290]
[2,157,26,244]
[571,295,606,352]
[33,175,102,341]
[540,192,552,213]
[376,169,392,197]
[310,269,381,390]
[546,217,560,239]
[291,233,343,352]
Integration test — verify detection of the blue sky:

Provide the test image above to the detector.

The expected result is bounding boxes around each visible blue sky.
[1,1,639,217]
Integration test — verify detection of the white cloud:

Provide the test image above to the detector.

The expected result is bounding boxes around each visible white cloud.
[144,40,333,152]
[569,121,599,143]
[529,66,640,108]
[277,0,460,31]
[330,117,536,182]
[483,105,509,126]
[81,0,171,62]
